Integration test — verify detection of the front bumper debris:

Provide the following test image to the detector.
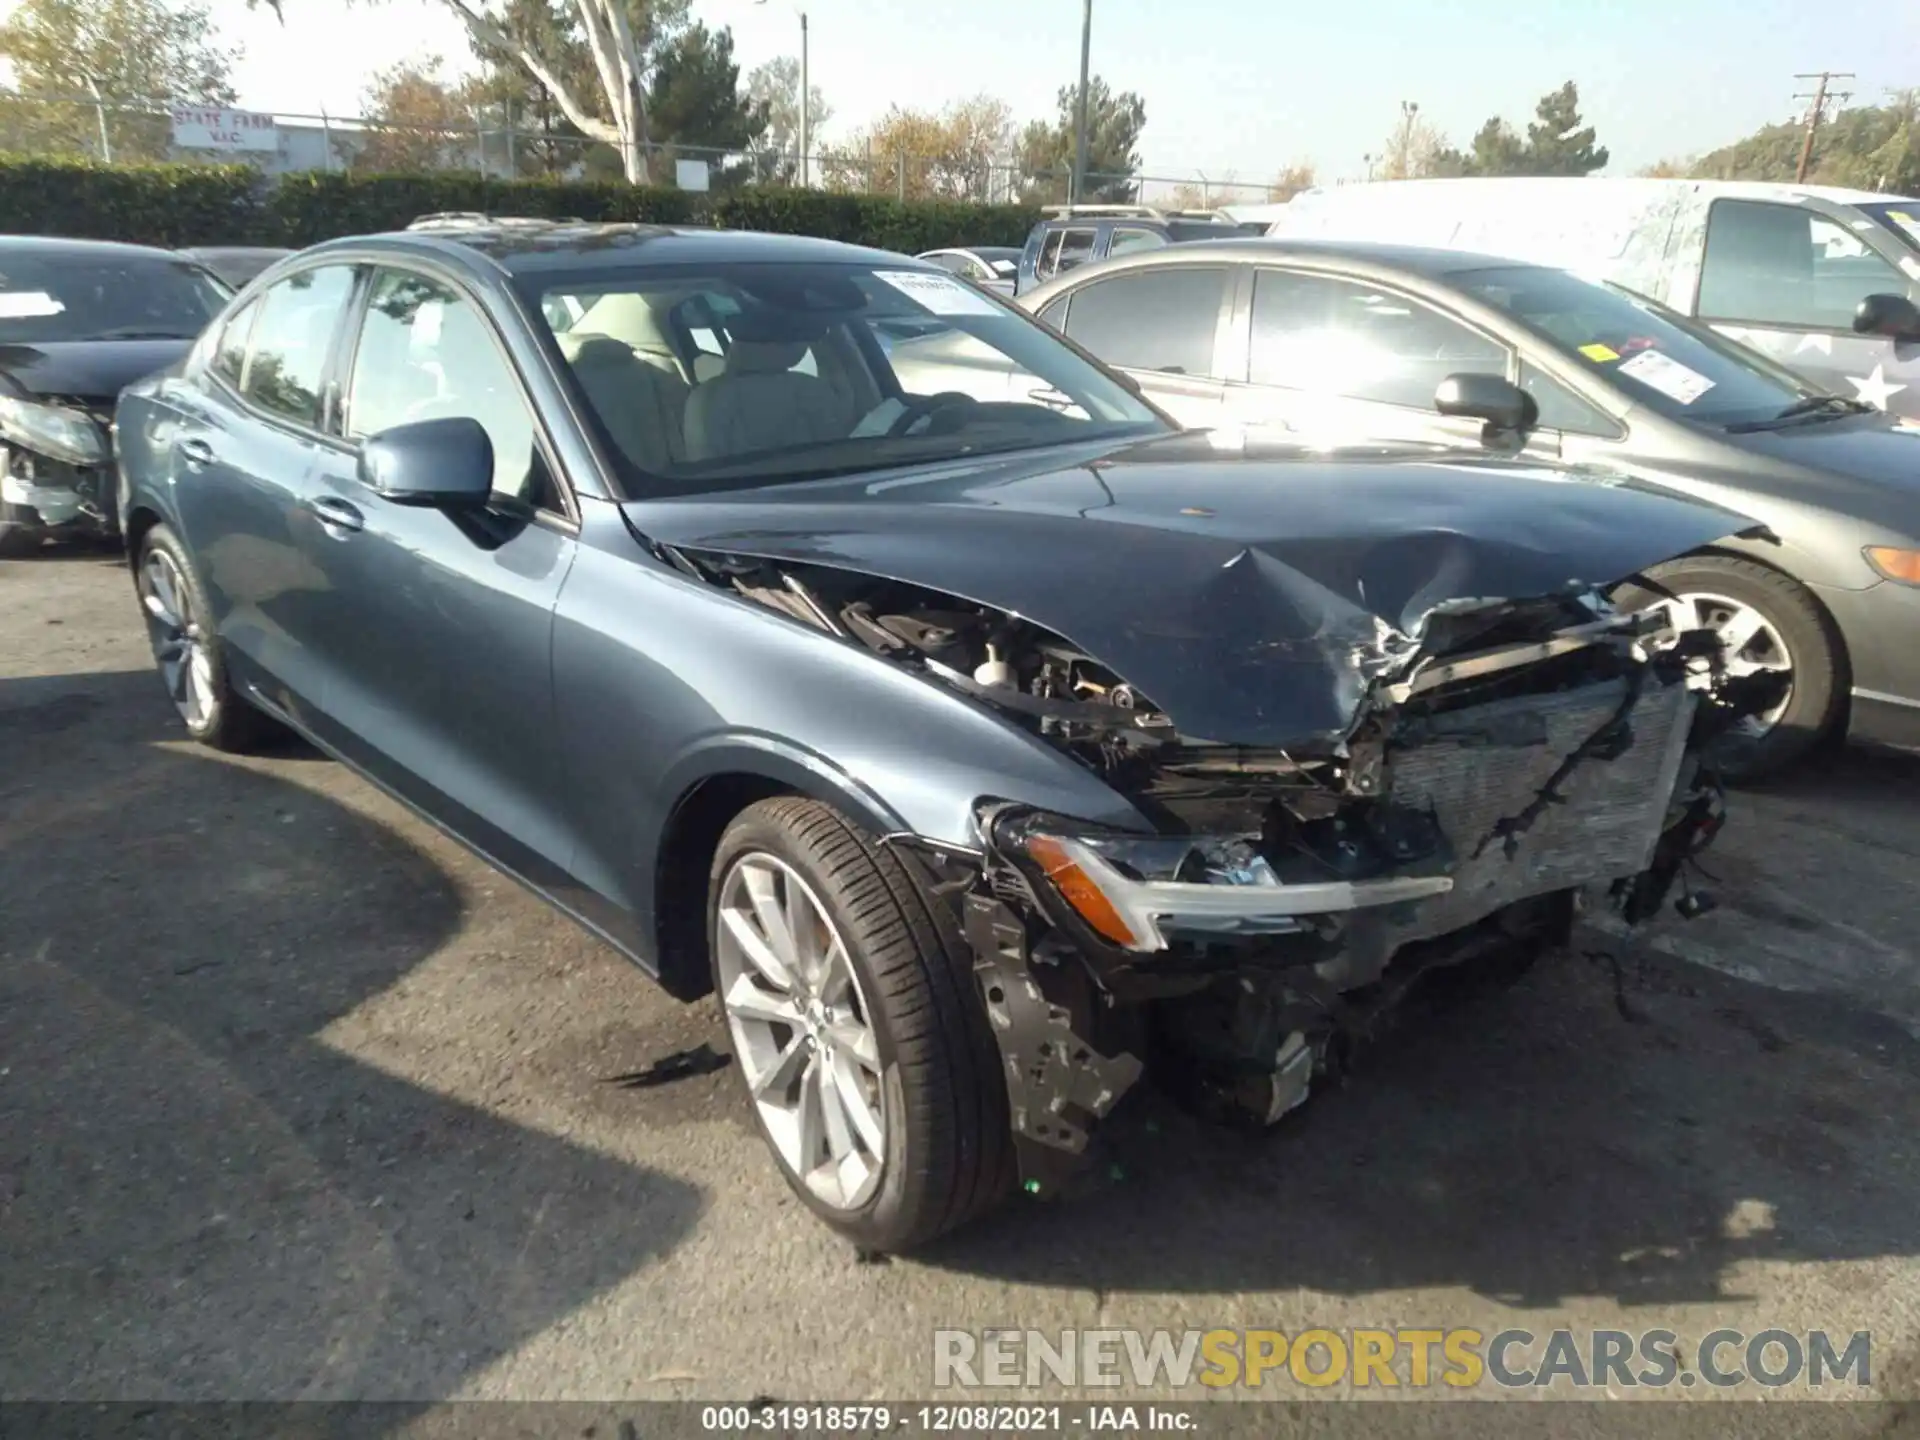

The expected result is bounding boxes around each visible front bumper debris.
[948,663,1738,1193]
[0,443,118,548]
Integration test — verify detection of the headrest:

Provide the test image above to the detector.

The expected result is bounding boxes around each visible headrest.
[725,338,809,374]
[558,332,637,367]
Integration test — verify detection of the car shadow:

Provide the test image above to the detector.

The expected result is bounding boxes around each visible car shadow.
[0,667,703,1400]
[923,942,1920,1309]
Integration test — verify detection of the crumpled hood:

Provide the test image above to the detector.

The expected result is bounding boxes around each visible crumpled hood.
[625,434,1757,747]
[0,339,192,404]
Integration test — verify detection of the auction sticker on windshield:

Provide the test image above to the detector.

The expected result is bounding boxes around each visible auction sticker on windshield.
[1618,349,1715,405]
[875,270,1002,317]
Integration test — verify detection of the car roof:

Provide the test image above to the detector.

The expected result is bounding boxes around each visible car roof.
[0,234,199,263]
[181,245,294,259]
[1046,235,1558,281]
[304,220,925,278]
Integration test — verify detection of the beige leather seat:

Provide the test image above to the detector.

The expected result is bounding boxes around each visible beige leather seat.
[557,332,689,473]
[682,338,856,463]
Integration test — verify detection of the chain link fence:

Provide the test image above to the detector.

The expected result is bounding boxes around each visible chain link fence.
[0,89,1291,210]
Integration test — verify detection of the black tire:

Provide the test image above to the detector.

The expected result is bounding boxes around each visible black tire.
[709,796,1014,1251]
[1613,554,1842,779]
[135,523,281,753]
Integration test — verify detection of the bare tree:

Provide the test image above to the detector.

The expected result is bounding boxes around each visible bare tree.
[1378,99,1451,180]
[256,0,666,182]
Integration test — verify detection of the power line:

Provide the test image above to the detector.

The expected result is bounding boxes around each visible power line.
[1791,71,1854,182]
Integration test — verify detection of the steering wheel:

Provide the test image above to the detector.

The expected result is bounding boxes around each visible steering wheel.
[886,391,981,437]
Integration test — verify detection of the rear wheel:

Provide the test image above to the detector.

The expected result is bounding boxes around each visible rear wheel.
[1613,554,1841,779]
[136,524,280,753]
[709,797,1013,1251]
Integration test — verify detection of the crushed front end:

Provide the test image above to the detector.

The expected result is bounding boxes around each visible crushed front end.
[664,541,1778,1195]
[943,597,1769,1192]
[0,394,119,553]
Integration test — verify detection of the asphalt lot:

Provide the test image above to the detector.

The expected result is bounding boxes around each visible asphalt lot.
[7,549,1920,1421]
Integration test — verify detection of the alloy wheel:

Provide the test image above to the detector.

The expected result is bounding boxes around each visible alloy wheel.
[715,851,888,1212]
[1655,589,1794,735]
[140,548,215,730]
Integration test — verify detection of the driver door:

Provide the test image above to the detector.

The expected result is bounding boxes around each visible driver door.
[298,264,585,890]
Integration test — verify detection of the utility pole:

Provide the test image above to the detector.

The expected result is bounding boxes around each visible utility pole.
[1792,71,1854,182]
[1071,0,1092,204]
[798,11,810,188]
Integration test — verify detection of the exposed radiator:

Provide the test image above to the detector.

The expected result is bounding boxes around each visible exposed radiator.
[1383,673,1695,944]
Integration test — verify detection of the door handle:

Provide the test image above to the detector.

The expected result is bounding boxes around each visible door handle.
[177,437,214,468]
[306,495,364,534]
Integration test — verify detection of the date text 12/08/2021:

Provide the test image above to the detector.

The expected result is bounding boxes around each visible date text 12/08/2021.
[700,1404,1199,1432]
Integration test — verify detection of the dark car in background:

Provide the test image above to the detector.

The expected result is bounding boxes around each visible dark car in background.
[0,236,229,556]
[1021,237,1920,777]
[116,218,1769,1249]
[1015,204,1261,294]
[178,245,295,290]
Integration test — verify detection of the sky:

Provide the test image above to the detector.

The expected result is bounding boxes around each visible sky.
[89,0,1920,185]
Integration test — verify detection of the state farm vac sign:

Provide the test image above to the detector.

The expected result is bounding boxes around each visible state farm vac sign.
[170,107,279,154]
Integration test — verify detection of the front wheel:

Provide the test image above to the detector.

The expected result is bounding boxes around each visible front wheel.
[709,797,1013,1251]
[1613,554,1842,780]
[135,524,280,753]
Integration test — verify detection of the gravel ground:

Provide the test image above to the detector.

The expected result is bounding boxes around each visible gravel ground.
[6,549,1920,1429]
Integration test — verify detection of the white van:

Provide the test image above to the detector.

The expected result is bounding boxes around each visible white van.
[1269,177,1920,417]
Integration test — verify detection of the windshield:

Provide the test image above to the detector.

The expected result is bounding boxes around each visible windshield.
[0,252,230,343]
[1862,202,1920,254]
[520,259,1167,496]
[1452,263,1817,427]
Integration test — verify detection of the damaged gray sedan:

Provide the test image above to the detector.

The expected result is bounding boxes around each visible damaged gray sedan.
[115,222,1780,1251]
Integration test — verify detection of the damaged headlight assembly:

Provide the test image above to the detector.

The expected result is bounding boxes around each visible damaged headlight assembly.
[0,395,109,467]
[986,808,1455,953]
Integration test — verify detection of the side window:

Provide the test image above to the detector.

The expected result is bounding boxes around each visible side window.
[1036,231,1066,282]
[928,253,975,278]
[1249,269,1508,409]
[345,268,551,509]
[239,265,356,427]
[1061,268,1228,377]
[1106,227,1169,259]
[1699,200,1912,330]
[1037,296,1070,331]
[1519,361,1622,439]
[211,297,260,388]
[1053,228,1097,277]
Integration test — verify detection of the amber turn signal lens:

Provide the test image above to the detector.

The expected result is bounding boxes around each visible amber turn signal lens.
[1024,834,1138,948]
[1867,547,1920,585]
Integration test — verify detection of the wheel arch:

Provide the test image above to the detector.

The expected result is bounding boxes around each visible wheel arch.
[123,504,165,570]
[647,739,914,1002]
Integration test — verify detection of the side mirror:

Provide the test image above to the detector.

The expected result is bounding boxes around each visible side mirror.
[358,416,494,510]
[1434,372,1540,439]
[1852,292,1920,342]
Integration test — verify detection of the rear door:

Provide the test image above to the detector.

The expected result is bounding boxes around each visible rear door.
[1225,267,1513,446]
[298,263,585,889]
[165,262,361,726]
[1052,265,1234,427]
[1692,197,1920,418]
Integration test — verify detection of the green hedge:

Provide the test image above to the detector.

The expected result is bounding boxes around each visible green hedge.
[0,157,1039,255]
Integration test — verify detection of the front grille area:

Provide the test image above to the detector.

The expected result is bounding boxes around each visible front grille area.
[1383,674,1695,945]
